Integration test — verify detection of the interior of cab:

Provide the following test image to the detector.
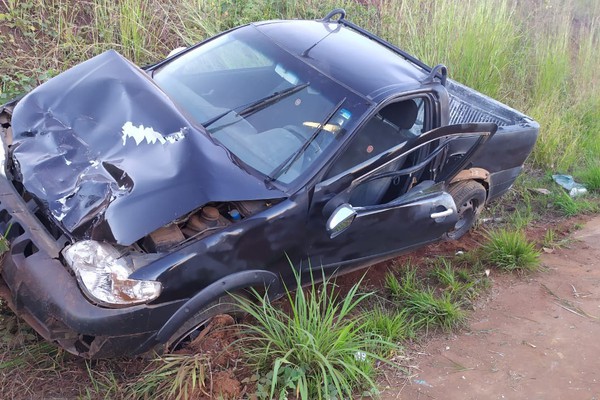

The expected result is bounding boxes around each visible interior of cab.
[325,98,430,206]
[327,98,425,176]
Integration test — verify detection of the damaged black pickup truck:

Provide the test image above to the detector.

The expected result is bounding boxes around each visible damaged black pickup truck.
[0,10,538,358]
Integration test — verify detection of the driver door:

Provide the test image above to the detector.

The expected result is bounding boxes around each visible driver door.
[306,123,497,270]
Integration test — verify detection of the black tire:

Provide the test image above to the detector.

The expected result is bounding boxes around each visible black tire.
[445,180,487,240]
[163,294,245,353]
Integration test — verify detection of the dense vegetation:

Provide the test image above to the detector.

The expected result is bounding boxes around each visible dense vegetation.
[1,0,598,174]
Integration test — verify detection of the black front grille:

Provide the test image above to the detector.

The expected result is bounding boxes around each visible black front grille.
[8,179,65,241]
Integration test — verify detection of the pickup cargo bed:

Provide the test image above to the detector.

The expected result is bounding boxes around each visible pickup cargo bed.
[447,79,532,127]
[445,79,539,200]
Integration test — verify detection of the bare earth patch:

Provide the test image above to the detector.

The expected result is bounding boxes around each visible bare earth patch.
[382,216,600,399]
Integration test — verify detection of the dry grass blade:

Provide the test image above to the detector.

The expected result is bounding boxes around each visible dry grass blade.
[125,353,211,400]
[541,284,598,320]
[440,355,474,373]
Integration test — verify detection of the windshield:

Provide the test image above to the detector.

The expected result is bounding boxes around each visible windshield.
[153,26,366,184]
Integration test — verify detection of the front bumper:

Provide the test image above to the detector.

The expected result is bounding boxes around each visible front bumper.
[0,175,184,358]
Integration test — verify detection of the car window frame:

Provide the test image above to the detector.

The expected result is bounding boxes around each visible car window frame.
[319,92,435,186]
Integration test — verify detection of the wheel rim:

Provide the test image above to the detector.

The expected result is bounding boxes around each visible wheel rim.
[448,199,476,239]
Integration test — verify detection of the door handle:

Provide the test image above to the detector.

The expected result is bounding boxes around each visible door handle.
[430,208,453,219]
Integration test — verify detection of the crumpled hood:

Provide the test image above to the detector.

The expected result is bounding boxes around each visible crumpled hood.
[10,50,283,245]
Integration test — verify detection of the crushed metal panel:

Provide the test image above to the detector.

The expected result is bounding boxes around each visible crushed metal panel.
[9,50,284,245]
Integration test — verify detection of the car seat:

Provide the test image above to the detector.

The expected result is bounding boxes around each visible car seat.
[349,100,419,207]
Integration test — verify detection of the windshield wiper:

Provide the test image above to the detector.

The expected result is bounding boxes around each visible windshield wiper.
[268,97,346,182]
[238,82,310,118]
[201,82,310,129]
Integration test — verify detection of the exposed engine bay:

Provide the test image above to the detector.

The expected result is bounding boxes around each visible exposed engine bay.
[142,200,270,253]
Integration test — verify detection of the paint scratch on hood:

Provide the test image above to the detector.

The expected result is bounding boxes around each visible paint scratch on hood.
[121,121,186,145]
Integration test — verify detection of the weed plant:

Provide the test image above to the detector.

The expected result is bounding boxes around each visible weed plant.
[84,361,122,400]
[430,258,475,299]
[577,166,600,192]
[385,269,467,332]
[234,270,399,400]
[552,191,597,217]
[481,229,540,272]
[362,305,416,347]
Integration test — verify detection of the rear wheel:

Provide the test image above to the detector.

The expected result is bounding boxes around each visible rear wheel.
[445,180,486,240]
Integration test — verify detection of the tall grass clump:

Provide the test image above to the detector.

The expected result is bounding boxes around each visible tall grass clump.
[430,258,475,299]
[384,0,522,100]
[552,190,597,217]
[362,306,416,347]
[385,269,466,332]
[234,270,399,400]
[526,2,600,172]
[577,166,600,192]
[481,229,540,272]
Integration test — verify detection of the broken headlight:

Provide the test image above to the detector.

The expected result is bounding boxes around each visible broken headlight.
[63,240,162,307]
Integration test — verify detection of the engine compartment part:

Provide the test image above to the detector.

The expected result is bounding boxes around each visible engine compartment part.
[140,201,271,253]
[144,225,186,252]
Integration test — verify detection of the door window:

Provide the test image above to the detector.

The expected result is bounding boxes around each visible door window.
[326,98,426,179]
[323,98,428,206]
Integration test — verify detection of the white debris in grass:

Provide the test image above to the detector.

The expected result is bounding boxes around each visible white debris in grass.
[121,121,185,146]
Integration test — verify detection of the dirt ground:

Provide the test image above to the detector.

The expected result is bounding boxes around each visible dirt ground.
[381,216,600,400]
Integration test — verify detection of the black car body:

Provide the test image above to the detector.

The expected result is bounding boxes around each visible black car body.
[0,10,538,358]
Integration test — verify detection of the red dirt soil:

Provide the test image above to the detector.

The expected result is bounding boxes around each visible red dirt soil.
[382,216,600,400]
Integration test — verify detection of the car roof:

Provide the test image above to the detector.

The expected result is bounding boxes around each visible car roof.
[253,20,429,101]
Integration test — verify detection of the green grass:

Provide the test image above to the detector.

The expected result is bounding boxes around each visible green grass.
[404,289,467,332]
[552,190,598,217]
[385,268,467,332]
[233,270,399,400]
[542,229,556,249]
[84,361,123,400]
[481,229,541,272]
[385,264,420,302]
[430,258,475,299]
[577,166,600,192]
[362,305,416,347]
[1,0,599,178]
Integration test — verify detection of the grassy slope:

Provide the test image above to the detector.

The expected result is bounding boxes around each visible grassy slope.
[1,0,598,174]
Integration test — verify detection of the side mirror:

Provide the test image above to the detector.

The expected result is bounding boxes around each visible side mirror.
[167,47,187,58]
[326,203,356,238]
